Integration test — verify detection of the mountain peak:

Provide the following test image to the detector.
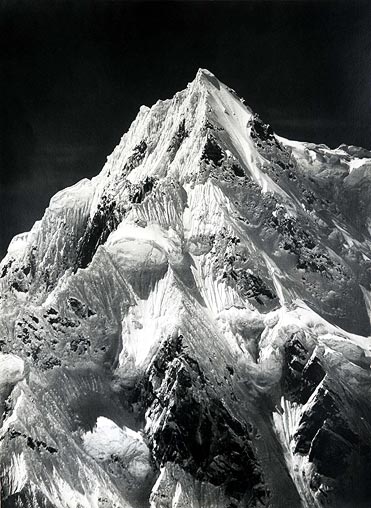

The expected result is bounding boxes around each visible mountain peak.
[194,67,221,87]
[1,71,371,508]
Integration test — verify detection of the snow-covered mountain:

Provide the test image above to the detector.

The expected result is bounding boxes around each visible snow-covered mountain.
[1,69,371,508]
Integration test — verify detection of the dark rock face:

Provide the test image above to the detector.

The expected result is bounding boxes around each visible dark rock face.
[167,119,188,158]
[68,297,96,319]
[76,194,124,269]
[231,163,245,177]
[209,230,279,311]
[280,334,371,507]
[76,177,156,269]
[295,388,371,505]
[202,136,224,165]
[234,271,276,304]
[282,336,325,405]
[133,335,268,506]
[1,257,35,293]
[294,387,339,455]
[248,114,276,145]
[123,141,148,175]
[309,427,352,478]
[269,209,336,276]
[3,490,56,508]
[6,429,58,454]
[130,176,156,204]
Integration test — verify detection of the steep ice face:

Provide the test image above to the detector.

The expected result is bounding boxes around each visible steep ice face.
[1,69,371,508]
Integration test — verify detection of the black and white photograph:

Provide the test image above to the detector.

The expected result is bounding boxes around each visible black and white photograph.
[1,1,371,507]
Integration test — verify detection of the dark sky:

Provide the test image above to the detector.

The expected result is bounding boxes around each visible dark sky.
[1,0,371,258]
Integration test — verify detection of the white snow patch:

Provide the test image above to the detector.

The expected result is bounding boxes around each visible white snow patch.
[107,222,182,266]
[360,285,371,334]
[119,268,182,367]
[49,178,93,210]
[7,452,28,494]
[348,157,367,173]
[333,221,356,248]
[0,353,25,386]
[83,417,151,481]
[6,232,30,257]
